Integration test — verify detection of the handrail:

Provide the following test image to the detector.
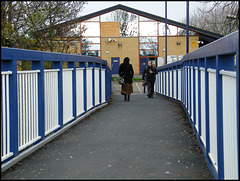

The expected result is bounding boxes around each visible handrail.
[155,30,239,180]
[157,31,239,70]
[1,47,113,172]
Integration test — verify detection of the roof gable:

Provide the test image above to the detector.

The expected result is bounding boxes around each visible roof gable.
[59,4,223,39]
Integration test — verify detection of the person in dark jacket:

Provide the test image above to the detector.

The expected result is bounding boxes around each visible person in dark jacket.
[118,57,134,101]
[142,60,157,98]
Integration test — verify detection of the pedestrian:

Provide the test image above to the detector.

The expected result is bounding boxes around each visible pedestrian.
[142,60,157,98]
[118,57,134,101]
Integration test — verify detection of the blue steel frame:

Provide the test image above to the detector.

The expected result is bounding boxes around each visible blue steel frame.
[1,47,112,169]
[156,31,239,179]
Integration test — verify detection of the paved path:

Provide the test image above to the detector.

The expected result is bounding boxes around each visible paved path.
[1,82,213,179]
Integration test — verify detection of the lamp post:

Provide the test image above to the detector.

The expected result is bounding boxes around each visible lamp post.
[165,1,167,64]
[186,1,189,54]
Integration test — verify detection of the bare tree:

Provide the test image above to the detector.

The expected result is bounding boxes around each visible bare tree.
[27,1,86,52]
[182,1,239,36]
[110,10,138,37]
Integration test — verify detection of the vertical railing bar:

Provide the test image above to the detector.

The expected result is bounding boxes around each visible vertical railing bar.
[34,72,37,139]
[6,74,10,155]
[34,72,37,138]
[193,60,196,126]
[29,73,31,142]
[48,71,51,132]
[47,72,50,132]
[31,73,34,141]
[22,73,26,147]
[27,73,30,144]
[56,70,58,125]
[17,73,20,149]
[2,75,6,157]
[188,63,190,117]
[49,72,52,132]
[44,72,47,133]
[198,58,202,138]
[48,71,50,132]
[182,67,184,103]
[30,73,34,141]
[29,73,32,141]
[34,72,36,139]
[216,55,224,179]
[51,71,53,129]
[50,72,53,131]
[92,63,95,108]
[36,70,39,136]
[25,73,28,145]
[33,73,36,138]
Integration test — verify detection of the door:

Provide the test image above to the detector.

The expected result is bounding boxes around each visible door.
[140,57,149,75]
[111,57,120,75]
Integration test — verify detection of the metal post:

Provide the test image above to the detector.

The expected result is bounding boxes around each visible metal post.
[165,1,167,64]
[52,61,63,129]
[186,1,189,54]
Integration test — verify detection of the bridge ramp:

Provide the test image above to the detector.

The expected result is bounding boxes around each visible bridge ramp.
[1,82,212,179]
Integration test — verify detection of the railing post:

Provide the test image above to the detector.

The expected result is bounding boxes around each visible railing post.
[1,59,19,157]
[216,55,224,179]
[52,61,63,129]
[182,62,185,105]
[197,58,204,139]
[236,33,239,180]
[167,67,170,96]
[97,63,102,105]
[164,68,167,96]
[204,57,216,159]
[192,59,197,126]
[189,59,194,120]
[172,66,174,98]
[68,62,76,120]
[101,64,107,101]
[216,54,235,179]
[91,62,95,108]
[79,62,87,113]
[187,60,189,113]
[106,65,112,102]
[32,60,45,141]
[175,66,178,100]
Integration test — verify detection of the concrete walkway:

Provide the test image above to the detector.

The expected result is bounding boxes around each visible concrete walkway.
[1,81,213,179]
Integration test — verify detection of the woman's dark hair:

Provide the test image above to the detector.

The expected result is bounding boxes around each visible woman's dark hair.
[123,57,130,64]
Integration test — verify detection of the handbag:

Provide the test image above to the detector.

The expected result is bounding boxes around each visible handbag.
[118,76,125,85]
[118,64,130,85]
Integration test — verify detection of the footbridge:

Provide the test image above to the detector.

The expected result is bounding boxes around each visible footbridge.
[1,31,239,179]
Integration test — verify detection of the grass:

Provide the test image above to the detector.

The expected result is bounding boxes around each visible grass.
[112,76,142,82]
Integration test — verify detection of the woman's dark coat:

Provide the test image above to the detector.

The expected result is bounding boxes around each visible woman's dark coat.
[118,62,134,84]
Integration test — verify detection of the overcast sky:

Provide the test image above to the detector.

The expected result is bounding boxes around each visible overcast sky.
[79,1,204,23]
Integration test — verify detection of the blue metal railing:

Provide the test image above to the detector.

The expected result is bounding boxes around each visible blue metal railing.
[155,30,239,180]
[1,47,112,171]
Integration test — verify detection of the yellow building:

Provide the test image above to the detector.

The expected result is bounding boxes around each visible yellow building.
[55,4,222,75]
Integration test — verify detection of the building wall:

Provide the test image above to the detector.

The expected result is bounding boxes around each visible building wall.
[101,37,139,74]
[100,35,199,74]
[101,22,120,37]
[158,36,199,60]
[57,35,199,74]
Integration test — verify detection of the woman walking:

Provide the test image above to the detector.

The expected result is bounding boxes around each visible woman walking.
[118,57,134,101]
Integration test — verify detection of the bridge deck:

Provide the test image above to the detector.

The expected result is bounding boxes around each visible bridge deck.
[1,81,212,179]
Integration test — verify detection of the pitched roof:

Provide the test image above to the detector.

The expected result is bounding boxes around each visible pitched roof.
[58,4,223,39]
